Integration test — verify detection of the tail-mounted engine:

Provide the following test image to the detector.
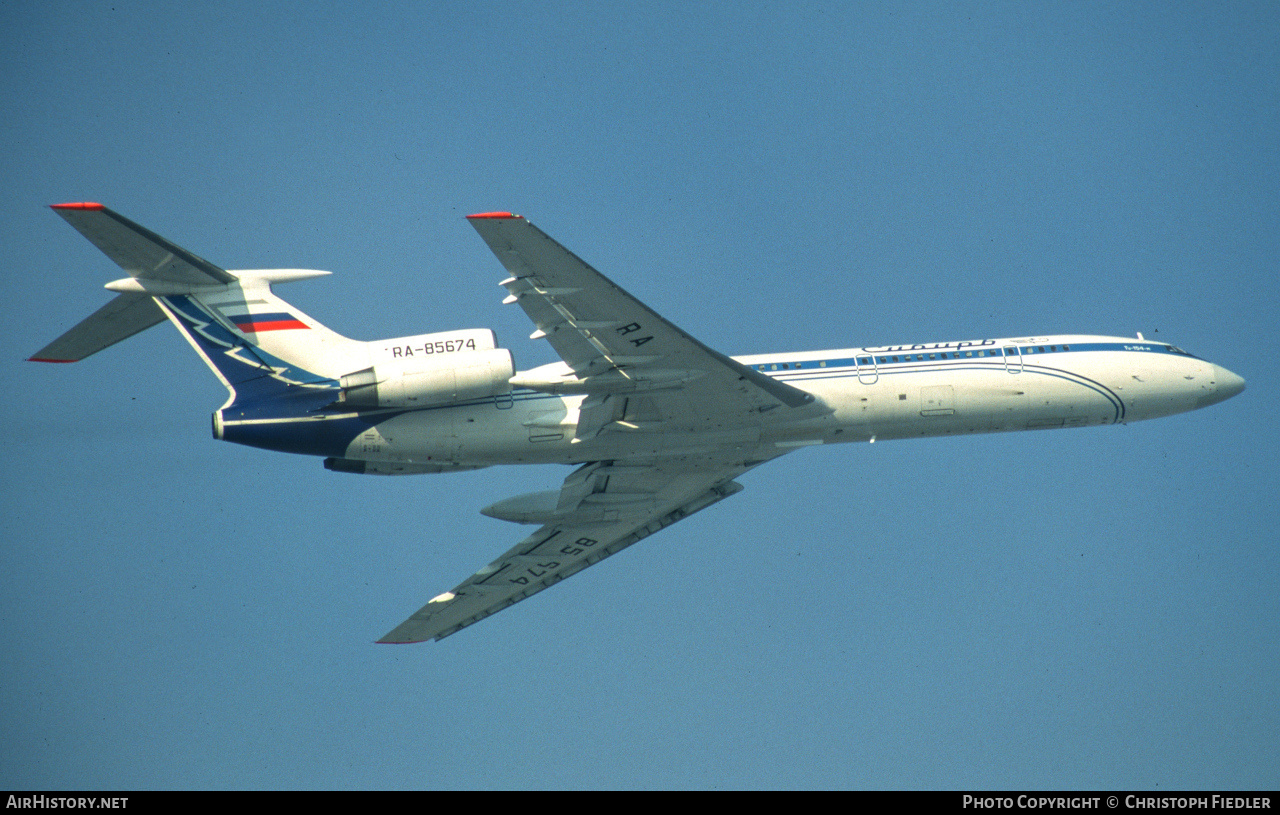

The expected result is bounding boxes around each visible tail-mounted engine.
[338,329,515,409]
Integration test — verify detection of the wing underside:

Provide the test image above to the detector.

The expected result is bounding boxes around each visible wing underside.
[379,458,763,642]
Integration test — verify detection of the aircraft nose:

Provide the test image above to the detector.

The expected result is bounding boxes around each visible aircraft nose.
[1201,364,1246,407]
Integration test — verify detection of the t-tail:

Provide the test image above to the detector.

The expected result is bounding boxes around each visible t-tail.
[30,202,364,404]
[31,203,515,461]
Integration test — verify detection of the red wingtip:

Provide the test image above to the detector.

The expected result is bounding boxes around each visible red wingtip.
[466,211,518,219]
[50,202,104,211]
[29,357,76,363]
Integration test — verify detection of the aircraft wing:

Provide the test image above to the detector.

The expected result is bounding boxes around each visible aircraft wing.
[379,456,769,642]
[466,213,816,432]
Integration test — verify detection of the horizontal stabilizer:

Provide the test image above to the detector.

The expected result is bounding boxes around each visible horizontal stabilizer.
[50,203,236,286]
[29,294,166,362]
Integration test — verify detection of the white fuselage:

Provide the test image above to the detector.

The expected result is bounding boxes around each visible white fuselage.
[341,334,1244,469]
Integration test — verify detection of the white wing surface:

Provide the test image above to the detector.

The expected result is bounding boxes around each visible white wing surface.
[468,213,815,423]
[381,213,822,642]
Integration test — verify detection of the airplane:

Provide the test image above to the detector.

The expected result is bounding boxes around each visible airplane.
[32,203,1247,643]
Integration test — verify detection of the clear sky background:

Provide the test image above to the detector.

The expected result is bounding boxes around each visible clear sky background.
[2,1,1276,790]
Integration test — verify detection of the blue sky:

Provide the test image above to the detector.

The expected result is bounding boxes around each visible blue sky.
[2,1,1276,789]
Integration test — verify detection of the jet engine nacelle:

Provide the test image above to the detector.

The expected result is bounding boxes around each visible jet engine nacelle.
[339,347,515,408]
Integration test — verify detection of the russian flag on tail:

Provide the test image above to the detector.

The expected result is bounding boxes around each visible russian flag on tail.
[227,312,310,332]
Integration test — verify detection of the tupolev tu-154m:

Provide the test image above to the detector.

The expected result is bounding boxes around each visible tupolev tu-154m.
[32,204,1246,642]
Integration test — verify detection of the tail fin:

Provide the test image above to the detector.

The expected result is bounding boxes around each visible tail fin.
[33,203,367,407]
